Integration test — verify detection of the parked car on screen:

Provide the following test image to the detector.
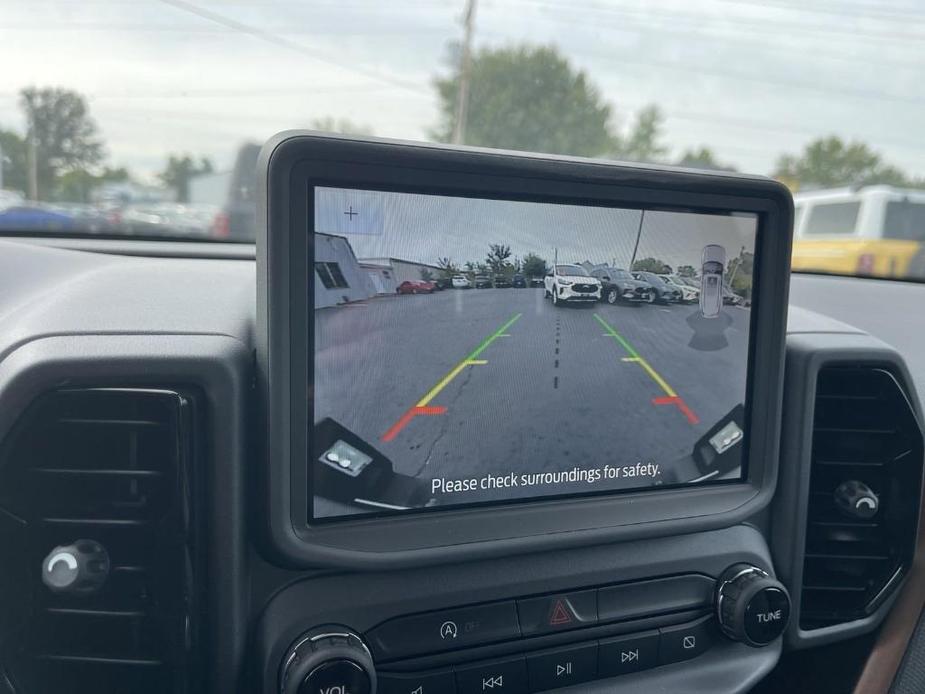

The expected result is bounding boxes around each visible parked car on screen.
[474,275,493,289]
[512,273,527,288]
[529,277,545,288]
[589,266,653,304]
[396,280,435,294]
[545,264,602,305]
[434,277,453,290]
[660,274,700,304]
[451,275,471,289]
[723,286,744,305]
[700,245,726,317]
[632,271,683,304]
[493,274,512,288]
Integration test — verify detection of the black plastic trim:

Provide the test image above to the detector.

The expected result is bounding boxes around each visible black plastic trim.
[257,131,794,569]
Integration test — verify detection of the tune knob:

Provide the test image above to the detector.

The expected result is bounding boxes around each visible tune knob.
[716,564,791,647]
[41,539,110,595]
[280,626,376,694]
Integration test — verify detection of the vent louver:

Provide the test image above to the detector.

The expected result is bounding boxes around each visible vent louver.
[800,367,923,630]
[0,389,198,693]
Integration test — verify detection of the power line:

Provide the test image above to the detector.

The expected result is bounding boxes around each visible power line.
[515,0,925,48]
[153,0,429,94]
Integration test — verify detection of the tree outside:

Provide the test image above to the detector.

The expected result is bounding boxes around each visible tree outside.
[158,154,215,203]
[676,264,698,278]
[774,136,919,191]
[433,44,617,157]
[19,86,104,200]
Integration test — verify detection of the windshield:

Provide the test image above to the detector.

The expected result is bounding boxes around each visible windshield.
[0,2,922,282]
[557,265,589,276]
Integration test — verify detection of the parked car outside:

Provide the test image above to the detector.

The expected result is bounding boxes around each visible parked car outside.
[493,274,512,288]
[632,271,683,304]
[589,266,654,304]
[512,273,527,288]
[451,275,471,289]
[544,264,602,306]
[396,280,436,294]
[474,275,493,289]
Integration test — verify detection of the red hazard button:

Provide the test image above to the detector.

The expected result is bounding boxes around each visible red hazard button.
[548,599,575,626]
[517,590,598,636]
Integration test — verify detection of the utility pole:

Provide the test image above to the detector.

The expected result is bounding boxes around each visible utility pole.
[629,210,646,271]
[451,0,477,145]
[728,245,747,286]
[27,121,38,200]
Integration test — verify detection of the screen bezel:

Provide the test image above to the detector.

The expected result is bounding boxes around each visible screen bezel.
[258,132,793,569]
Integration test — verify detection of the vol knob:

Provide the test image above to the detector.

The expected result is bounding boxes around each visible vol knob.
[716,564,790,647]
[42,539,110,595]
[280,626,376,694]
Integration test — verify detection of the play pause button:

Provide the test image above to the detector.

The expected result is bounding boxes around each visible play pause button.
[526,643,597,691]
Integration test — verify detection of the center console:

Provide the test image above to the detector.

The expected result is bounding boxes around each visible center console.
[254,132,797,693]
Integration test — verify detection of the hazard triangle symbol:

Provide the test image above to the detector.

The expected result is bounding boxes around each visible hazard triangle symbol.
[548,599,574,626]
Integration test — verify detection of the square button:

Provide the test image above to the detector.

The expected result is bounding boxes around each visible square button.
[658,616,714,665]
[598,630,658,677]
[526,642,597,691]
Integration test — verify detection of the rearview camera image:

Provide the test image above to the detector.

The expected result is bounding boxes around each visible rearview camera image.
[311,186,757,520]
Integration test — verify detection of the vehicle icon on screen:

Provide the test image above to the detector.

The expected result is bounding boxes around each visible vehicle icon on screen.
[700,245,726,318]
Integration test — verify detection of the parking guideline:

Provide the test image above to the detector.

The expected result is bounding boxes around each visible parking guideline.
[382,312,523,441]
[594,313,698,425]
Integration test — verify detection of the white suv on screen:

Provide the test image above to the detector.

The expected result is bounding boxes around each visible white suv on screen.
[544,264,602,305]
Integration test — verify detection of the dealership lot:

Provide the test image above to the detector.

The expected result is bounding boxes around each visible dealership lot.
[314,288,751,510]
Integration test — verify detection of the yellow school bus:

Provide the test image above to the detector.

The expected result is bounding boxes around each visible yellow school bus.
[791,186,925,279]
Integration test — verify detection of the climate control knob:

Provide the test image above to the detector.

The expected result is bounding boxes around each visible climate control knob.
[715,564,790,647]
[280,626,376,694]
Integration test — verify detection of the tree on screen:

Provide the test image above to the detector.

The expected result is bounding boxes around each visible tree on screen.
[436,257,459,277]
[677,265,698,278]
[486,243,513,274]
[522,253,549,278]
[419,268,435,281]
[632,257,672,274]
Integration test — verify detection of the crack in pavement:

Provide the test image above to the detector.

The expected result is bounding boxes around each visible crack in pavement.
[411,363,478,478]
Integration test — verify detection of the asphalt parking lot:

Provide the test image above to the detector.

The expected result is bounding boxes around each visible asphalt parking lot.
[314,288,751,515]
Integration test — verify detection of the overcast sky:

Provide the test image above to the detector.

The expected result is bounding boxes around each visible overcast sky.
[1,0,923,183]
[316,186,756,270]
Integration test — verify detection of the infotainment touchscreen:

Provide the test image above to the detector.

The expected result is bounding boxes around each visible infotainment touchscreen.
[311,186,758,521]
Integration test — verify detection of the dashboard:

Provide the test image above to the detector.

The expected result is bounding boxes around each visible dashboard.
[0,136,922,694]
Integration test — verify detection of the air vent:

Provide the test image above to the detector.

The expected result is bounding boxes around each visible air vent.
[800,367,924,630]
[0,388,199,693]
